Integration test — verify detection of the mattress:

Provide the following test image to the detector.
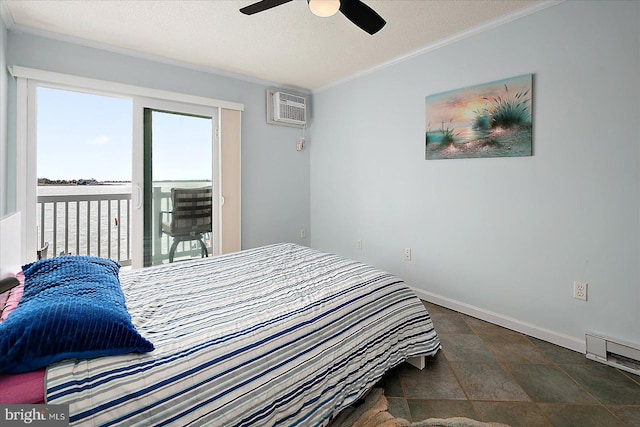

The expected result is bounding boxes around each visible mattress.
[46,243,440,426]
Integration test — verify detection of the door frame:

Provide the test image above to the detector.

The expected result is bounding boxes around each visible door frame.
[132,97,221,269]
[12,66,243,266]
[15,78,133,263]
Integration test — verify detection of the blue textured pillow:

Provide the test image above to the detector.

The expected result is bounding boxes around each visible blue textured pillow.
[0,256,154,373]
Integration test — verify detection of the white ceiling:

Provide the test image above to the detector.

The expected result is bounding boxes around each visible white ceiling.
[3,0,555,91]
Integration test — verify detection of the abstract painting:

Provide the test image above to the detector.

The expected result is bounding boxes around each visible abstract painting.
[425,74,533,160]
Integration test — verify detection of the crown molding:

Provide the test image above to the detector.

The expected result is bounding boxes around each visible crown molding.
[0,1,15,29]
[7,21,312,95]
[3,0,563,94]
[313,0,564,93]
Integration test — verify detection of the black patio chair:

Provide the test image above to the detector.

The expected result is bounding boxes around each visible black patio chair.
[160,187,212,263]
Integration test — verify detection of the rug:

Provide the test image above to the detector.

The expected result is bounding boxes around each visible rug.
[330,389,511,427]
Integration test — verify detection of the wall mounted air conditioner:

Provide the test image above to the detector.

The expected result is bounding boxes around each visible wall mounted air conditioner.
[586,333,640,376]
[266,89,308,128]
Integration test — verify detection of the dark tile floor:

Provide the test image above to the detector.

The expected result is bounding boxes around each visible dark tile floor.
[375,301,640,427]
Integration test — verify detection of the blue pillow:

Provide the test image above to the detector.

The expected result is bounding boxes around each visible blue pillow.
[0,256,154,373]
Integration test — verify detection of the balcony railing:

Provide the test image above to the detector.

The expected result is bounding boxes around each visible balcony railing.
[37,185,213,267]
[37,192,133,266]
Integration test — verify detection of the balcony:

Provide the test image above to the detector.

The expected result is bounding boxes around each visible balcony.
[37,190,132,265]
[37,184,212,266]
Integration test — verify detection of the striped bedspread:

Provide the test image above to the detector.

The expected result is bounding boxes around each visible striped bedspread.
[46,243,440,426]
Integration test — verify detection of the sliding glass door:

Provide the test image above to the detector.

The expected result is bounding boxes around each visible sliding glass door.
[144,109,215,267]
[35,87,133,263]
[32,90,219,269]
[133,99,220,268]
[16,73,238,268]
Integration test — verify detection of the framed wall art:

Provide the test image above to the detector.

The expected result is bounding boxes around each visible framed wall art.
[425,74,533,160]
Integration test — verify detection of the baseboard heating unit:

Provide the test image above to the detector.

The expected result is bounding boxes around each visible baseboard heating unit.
[585,333,640,376]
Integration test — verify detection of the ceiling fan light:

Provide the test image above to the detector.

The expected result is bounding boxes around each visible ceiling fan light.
[308,0,340,17]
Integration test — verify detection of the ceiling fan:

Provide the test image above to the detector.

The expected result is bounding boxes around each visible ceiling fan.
[240,0,386,35]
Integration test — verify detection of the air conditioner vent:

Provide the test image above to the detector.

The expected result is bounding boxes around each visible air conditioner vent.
[273,91,306,125]
[267,89,308,128]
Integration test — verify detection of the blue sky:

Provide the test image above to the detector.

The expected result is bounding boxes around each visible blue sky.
[37,87,212,182]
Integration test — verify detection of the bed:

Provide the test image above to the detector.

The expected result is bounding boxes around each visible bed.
[0,243,440,426]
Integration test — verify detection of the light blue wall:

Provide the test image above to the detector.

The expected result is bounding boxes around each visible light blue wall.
[310,1,640,346]
[0,15,7,215]
[5,32,311,249]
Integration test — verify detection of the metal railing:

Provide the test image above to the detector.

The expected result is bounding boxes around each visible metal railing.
[37,192,133,266]
[36,186,213,267]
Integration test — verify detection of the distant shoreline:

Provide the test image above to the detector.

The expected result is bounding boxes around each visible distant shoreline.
[38,179,210,186]
[38,178,127,186]
[38,183,124,186]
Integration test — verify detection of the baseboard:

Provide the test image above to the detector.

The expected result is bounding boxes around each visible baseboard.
[411,287,585,354]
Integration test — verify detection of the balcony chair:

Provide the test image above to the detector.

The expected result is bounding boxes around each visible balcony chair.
[160,187,212,263]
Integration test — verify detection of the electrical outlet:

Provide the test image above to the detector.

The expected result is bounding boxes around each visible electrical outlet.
[573,281,587,301]
[300,228,306,238]
[404,248,412,261]
[357,240,362,250]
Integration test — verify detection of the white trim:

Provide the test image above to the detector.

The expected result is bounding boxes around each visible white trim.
[131,102,144,269]
[15,77,26,261]
[412,286,586,354]
[0,32,5,219]
[16,77,37,263]
[313,0,564,93]
[7,23,311,95]
[8,66,245,111]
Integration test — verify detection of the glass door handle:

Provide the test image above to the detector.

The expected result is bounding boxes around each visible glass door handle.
[135,185,143,209]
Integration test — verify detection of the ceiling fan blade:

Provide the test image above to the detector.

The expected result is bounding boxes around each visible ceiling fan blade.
[240,0,293,15]
[339,0,386,35]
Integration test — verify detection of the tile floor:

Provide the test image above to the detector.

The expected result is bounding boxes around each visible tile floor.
[375,301,640,426]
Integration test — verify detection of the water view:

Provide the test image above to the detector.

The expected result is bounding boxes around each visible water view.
[37,181,212,265]
[36,87,215,266]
